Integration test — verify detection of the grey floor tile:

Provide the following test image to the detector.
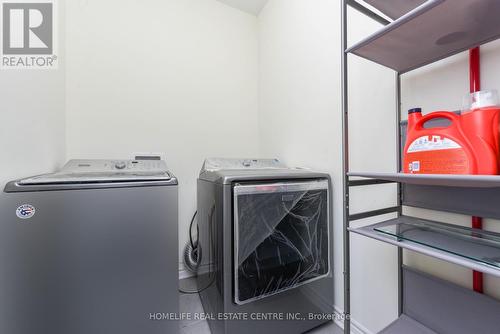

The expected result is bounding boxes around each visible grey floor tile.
[180,319,211,334]
[180,293,205,316]
[307,321,343,334]
[179,294,205,328]
[179,277,207,328]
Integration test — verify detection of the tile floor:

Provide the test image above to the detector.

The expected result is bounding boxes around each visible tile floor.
[179,278,343,334]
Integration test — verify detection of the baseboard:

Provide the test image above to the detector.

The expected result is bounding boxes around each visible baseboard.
[178,263,211,280]
[301,283,371,334]
[333,306,373,334]
[179,268,195,280]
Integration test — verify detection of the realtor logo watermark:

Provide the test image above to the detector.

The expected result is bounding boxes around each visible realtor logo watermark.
[1,0,58,69]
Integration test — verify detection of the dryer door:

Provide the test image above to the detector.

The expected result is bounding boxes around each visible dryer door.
[233,180,330,305]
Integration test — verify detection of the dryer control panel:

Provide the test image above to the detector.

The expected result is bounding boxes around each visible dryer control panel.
[202,158,286,172]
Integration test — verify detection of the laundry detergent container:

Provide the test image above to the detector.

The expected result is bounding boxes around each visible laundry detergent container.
[403,91,500,175]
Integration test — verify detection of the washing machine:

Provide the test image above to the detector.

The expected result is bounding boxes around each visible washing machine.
[197,158,334,334]
[0,159,179,334]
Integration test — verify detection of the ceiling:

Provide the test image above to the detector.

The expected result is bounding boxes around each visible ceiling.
[216,0,269,15]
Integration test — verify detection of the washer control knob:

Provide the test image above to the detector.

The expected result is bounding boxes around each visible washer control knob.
[115,161,127,170]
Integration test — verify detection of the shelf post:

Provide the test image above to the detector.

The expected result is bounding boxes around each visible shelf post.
[341,0,350,332]
[396,73,403,316]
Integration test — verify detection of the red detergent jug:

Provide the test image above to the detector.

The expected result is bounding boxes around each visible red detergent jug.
[403,103,500,175]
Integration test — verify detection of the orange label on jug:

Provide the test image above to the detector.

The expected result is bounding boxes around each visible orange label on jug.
[404,136,469,174]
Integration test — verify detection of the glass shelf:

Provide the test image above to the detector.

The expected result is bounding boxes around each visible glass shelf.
[376,218,500,269]
[349,216,500,277]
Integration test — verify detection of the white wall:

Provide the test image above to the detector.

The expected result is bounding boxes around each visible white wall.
[65,0,260,271]
[258,1,397,332]
[0,2,66,188]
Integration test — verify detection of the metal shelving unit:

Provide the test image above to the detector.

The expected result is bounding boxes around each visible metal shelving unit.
[341,0,500,333]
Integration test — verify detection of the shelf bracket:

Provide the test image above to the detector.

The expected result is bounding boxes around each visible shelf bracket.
[349,206,399,221]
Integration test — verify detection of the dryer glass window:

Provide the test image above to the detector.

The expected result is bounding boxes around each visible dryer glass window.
[233,180,330,305]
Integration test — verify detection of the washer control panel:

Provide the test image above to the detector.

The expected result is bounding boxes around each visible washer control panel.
[63,159,168,173]
[18,159,171,185]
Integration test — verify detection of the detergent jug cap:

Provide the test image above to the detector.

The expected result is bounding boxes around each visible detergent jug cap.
[408,108,422,114]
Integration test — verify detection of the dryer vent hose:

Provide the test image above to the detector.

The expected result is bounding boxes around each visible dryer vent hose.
[183,240,200,273]
[183,211,200,273]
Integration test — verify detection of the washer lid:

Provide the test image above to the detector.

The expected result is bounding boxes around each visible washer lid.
[18,159,172,185]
